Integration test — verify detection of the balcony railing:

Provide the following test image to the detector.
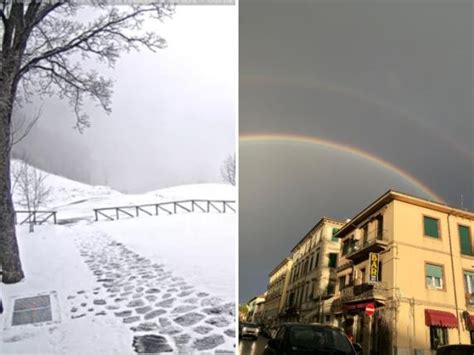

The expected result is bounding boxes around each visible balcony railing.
[344,230,389,264]
[339,282,388,303]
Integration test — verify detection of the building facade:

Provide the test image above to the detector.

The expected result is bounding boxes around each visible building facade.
[246,294,266,324]
[332,190,474,354]
[280,217,345,323]
[264,258,293,326]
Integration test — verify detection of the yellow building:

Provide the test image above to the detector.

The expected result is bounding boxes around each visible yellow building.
[332,190,474,354]
[264,257,293,326]
[280,217,345,323]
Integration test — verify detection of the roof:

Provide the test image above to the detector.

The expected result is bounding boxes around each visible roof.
[291,216,345,252]
[268,257,291,277]
[334,190,474,239]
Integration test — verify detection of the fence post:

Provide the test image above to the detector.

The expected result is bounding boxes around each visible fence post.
[53,212,57,224]
[116,209,119,220]
[223,201,226,213]
[173,203,177,214]
[95,210,98,221]
[136,206,139,217]
[155,204,159,216]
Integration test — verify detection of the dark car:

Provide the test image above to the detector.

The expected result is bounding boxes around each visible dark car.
[436,345,474,355]
[262,323,359,355]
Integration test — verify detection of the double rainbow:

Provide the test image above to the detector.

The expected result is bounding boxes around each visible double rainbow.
[240,133,445,204]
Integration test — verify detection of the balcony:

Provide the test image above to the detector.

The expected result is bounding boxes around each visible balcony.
[336,259,353,272]
[344,231,389,264]
[339,282,387,304]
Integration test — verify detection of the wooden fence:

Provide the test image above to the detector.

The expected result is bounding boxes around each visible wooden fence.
[14,210,57,225]
[93,199,236,222]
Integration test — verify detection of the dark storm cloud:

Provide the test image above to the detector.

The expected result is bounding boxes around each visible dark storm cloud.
[240,1,473,301]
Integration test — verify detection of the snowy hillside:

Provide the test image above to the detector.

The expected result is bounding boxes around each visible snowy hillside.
[2,161,237,354]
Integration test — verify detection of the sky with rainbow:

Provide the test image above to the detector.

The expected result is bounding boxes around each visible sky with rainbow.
[239,0,473,301]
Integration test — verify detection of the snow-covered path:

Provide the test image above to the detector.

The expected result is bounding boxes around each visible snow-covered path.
[69,228,235,352]
[1,216,236,353]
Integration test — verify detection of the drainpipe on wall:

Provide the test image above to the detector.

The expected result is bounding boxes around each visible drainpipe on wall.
[447,210,461,343]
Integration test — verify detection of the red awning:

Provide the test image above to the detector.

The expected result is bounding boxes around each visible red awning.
[425,309,458,328]
[344,302,374,311]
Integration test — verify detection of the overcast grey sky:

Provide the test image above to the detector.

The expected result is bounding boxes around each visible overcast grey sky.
[14,5,236,193]
[240,0,473,301]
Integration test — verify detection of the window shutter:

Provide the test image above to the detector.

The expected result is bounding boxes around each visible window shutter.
[459,225,472,255]
[424,217,439,238]
[328,254,337,268]
[426,264,442,279]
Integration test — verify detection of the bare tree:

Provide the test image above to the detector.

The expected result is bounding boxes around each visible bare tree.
[14,158,51,233]
[0,1,174,283]
[221,154,236,186]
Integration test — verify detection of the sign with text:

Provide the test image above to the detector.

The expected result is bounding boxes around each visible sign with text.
[368,252,379,283]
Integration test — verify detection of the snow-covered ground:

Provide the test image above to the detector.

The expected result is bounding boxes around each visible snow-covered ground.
[1,161,237,353]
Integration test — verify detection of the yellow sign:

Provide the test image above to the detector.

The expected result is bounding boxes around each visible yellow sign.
[368,252,379,283]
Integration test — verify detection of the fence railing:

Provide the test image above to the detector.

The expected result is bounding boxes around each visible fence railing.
[93,199,236,221]
[14,210,57,225]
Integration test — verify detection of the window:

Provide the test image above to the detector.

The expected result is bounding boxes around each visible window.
[326,282,335,295]
[314,251,320,268]
[430,326,448,349]
[332,228,339,241]
[465,272,474,305]
[275,326,286,341]
[424,216,440,238]
[426,264,444,289]
[328,253,338,268]
[288,292,295,306]
[342,240,350,255]
[376,215,384,239]
[338,276,345,291]
[459,225,472,256]
[359,268,366,284]
[362,225,369,245]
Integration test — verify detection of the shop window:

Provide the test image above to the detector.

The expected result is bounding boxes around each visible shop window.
[459,225,473,256]
[429,326,448,349]
[332,228,339,241]
[426,264,444,289]
[424,216,440,238]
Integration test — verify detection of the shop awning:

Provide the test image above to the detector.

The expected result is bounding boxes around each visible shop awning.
[425,309,458,328]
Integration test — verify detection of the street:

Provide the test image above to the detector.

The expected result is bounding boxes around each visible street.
[238,336,268,355]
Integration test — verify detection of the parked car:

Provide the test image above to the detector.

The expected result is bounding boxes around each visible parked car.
[262,323,361,355]
[436,345,474,355]
[240,322,260,339]
[260,325,273,338]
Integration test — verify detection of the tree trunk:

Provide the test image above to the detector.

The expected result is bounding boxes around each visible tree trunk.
[0,70,25,283]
